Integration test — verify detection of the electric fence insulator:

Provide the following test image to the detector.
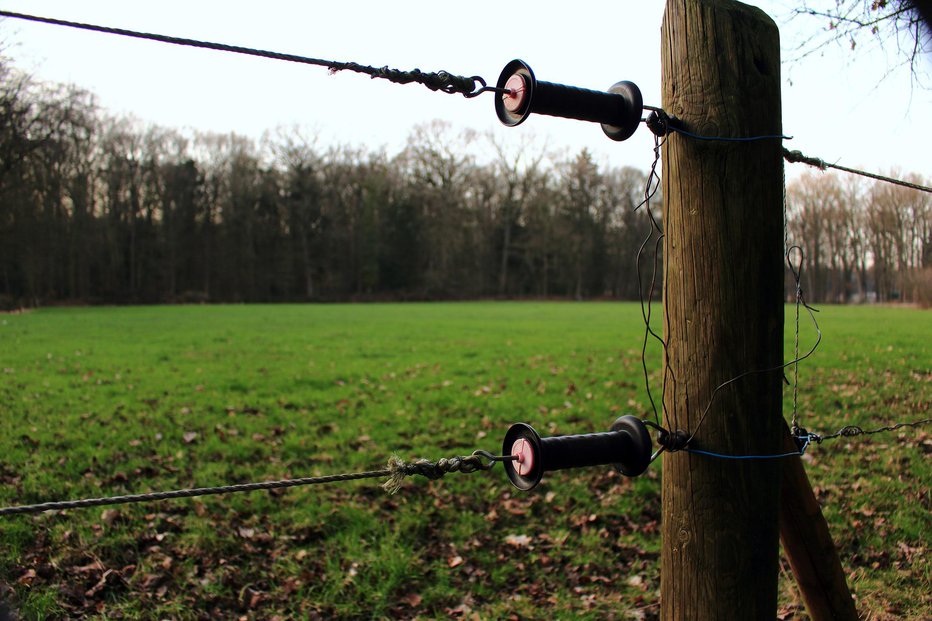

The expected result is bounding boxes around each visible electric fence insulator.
[502,415,652,491]
[494,59,643,141]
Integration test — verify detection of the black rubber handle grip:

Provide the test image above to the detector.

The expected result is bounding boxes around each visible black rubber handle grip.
[530,81,628,125]
[539,430,634,472]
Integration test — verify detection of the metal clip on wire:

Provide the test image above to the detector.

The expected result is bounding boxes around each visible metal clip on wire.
[493,59,643,141]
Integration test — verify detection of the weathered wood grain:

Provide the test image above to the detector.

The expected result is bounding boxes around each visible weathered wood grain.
[660,1,784,618]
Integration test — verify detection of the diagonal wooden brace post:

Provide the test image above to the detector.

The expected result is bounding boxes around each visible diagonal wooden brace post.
[779,425,859,620]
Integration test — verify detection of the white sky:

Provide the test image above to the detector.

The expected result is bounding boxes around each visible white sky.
[1,1,930,178]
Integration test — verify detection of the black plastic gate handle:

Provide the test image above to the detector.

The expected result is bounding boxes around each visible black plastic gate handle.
[494,59,643,141]
[502,415,652,491]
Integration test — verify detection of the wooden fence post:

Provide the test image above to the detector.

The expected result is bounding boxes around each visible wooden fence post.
[660,1,785,618]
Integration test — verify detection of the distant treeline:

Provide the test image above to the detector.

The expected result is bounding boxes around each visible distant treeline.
[0,60,663,306]
[0,60,929,307]
[787,171,930,305]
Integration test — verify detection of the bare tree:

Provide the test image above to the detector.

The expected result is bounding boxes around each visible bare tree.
[399,121,476,296]
[791,1,931,85]
[866,171,930,301]
[273,128,322,299]
[788,172,861,302]
[557,149,605,300]
[486,133,548,296]
[0,60,99,304]
[603,166,654,300]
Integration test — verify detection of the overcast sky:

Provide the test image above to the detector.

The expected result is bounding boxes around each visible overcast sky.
[1,1,929,179]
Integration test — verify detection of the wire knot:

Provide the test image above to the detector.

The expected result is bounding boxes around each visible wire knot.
[646,109,672,137]
[836,425,864,438]
[791,427,820,451]
[382,451,501,494]
[783,148,827,170]
[659,429,690,451]
[644,420,689,452]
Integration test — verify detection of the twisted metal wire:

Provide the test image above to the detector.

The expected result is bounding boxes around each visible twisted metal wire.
[645,108,929,194]
[382,451,512,494]
[633,111,929,460]
[812,418,932,443]
[0,470,391,517]
[684,246,822,445]
[644,107,791,142]
[637,112,825,450]
[633,128,669,430]
[0,451,512,517]
[0,10,489,98]
[784,148,932,194]
[785,245,805,436]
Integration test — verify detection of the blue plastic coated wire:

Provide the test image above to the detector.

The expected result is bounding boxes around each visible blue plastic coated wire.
[682,436,812,460]
[669,126,793,142]
[684,448,803,460]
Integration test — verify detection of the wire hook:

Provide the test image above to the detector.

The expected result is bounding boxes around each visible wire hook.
[470,450,518,469]
[463,76,514,99]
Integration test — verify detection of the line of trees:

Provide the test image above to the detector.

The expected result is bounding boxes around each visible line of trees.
[0,60,661,306]
[787,172,931,304]
[1,59,928,307]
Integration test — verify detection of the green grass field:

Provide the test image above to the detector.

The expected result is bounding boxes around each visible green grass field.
[0,303,929,619]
